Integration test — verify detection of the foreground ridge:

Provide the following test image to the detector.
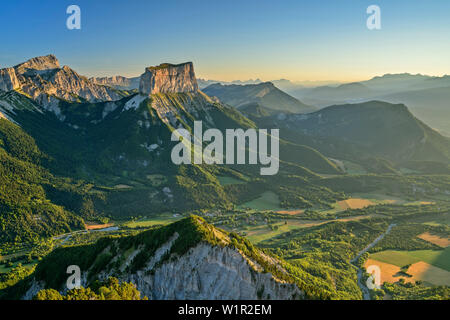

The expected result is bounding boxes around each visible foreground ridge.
[15,216,320,300]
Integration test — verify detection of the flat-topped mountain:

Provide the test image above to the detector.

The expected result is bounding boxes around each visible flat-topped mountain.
[139,62,198,95]
[203,82,315,114]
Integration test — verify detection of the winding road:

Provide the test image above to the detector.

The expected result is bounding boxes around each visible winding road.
[350,223,396,300]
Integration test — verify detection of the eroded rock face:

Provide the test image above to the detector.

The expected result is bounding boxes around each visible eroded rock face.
[14,54,60,74]
[126,243,302,300]
[139,62,199,95]
[0,55,124,108]
[23,241,303,300]
[0,68,20,91]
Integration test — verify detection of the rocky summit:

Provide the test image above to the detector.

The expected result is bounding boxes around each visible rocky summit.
[0,55,126,108]
[139,62,199,95]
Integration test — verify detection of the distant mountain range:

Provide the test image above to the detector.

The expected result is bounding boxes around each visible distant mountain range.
[197,78,263,89]
[258,73,450,137]
[89,71,450,135]
[90,75,140,90]
[203,82,316,114]
[247,100,450,175]
[197,78,339,90]
[378,86,450,137]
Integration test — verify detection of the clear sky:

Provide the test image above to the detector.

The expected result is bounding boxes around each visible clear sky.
[1,0,450,82]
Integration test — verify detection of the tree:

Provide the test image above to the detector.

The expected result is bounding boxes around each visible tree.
[33,277,148,300]
[34,289,63,300]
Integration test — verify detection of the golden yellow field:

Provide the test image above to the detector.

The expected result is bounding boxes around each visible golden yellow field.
[365,258,450,286]
[337,198,374,210]
[417,232,450,248]
[85,223,114,230]
[407,261,450,286]
[364,259,403,284]
[276,209,304,215]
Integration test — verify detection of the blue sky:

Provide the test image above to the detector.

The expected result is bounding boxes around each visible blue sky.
[1,0,450,81]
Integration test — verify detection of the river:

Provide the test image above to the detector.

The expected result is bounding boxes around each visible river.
[350,223,396,300]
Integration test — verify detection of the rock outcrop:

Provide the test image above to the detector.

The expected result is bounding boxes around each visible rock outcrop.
[0,68,20,91]
[0,55,126,109]
[139,62,198,95]
[22,216,305,300]
[126,243,302,300]
[14,54,60,74]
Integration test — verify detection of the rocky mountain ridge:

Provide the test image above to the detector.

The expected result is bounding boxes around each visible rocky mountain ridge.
[203,81,315,114]
[22,216,306,300]
[0,55,127,109]
[268,100,450,164]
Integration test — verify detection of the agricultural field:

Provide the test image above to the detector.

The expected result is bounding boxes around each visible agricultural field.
[237,191,404,215]
[245,220,323,244]
[304,194,401,218]
[85,223,114,230]
[238,191,282,211]
[417,232,450,248]
[276,209,304,215]
[121,213,182,228]
[237,213,381,244]
[350,192,404,204]
[369,248,450,271]
[347,193,437,207]
[336,198,374,210]
[364,258,403,284]
[410,214,450,227]
[365,257,450,287]
[406,262,450,286]
[366,247,450,287]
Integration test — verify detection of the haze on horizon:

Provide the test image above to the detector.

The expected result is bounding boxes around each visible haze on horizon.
[1,0,450,82]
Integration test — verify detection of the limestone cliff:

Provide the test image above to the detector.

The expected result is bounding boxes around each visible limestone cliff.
[0,68,20,91]
[0,55,127,108]
[125,243,302,299]
[139,62,199,95]
[23,216,305,300]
